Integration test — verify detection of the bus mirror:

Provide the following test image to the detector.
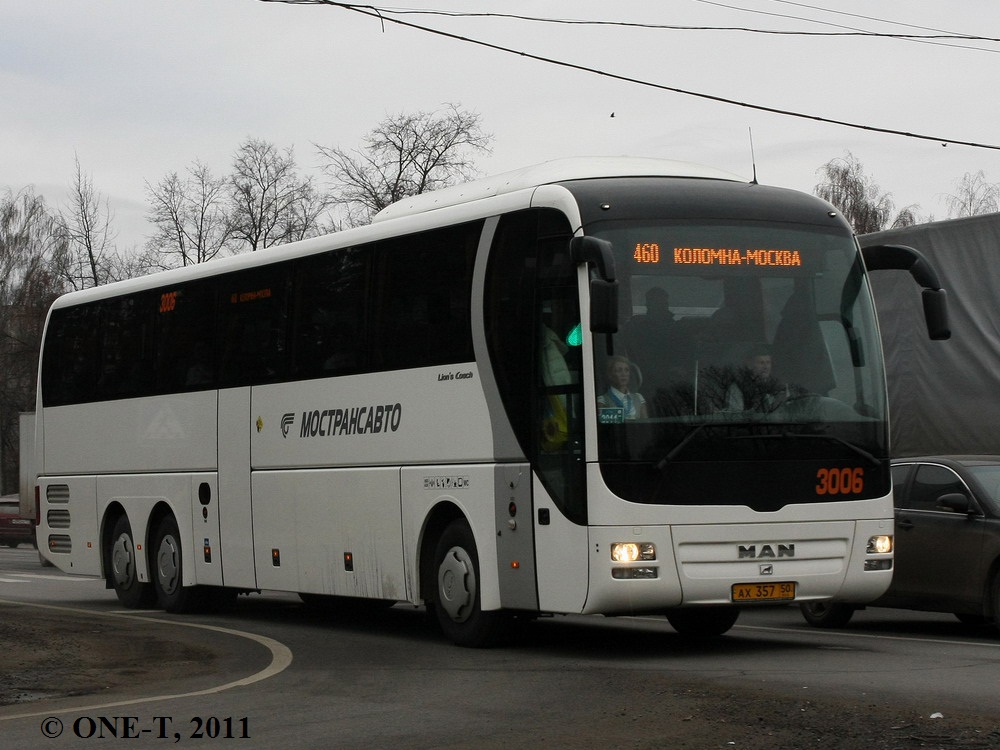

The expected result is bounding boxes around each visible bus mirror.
[862,243,951,341]
[570,236,616,283]
[921,288,950,341]
[589,279,619,334]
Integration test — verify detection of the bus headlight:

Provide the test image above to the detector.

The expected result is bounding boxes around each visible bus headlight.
[867,535,893,554]
[610,542,656,563]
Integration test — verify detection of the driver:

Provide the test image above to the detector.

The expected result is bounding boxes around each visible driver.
[725,344,789,412]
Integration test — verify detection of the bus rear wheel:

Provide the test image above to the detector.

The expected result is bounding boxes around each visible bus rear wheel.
[150,515,202,613]
[432,519,508,647]
[108,515,154,609]
[666,606,740,636]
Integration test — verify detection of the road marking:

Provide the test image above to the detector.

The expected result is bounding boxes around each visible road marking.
[734,622,1000,650]
[0,599,294,721]
[629,614,1000,650]
[0,574,98,584]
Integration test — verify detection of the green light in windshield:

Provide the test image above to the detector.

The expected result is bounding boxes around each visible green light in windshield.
[566,323,583,347]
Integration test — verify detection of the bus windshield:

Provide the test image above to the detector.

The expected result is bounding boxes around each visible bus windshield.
[590,221,889,508]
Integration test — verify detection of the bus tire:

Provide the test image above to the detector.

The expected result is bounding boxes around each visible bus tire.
[150,514,202,613]
[799,601,855,628]
[109,515,155,609]
[666,606,740,636]
[432,519,508,647]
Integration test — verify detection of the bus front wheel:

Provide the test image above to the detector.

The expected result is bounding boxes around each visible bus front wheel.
[432,519,508,647]
[150,515,202,613]
[799,601,856,628]
[108,515,154,609]
[666,606,740,636]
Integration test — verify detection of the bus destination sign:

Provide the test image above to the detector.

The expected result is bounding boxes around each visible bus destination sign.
[634,242,803,268]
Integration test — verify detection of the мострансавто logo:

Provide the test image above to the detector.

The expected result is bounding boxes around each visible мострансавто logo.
[276,404,403,439]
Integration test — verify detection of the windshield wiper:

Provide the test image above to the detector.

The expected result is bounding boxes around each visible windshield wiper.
[656,425,881,470]
[726,430,880,466]
[779,431,881,466]
[656,423,710,470]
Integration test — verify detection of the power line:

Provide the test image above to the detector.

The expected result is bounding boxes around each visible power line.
[265,1,1000,44]
[700,0,999,53]
[259,1,1000,152]
[355,3,1000,46]
[768,0,972,36]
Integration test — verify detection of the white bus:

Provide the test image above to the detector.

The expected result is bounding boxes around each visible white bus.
[33,157,948,646]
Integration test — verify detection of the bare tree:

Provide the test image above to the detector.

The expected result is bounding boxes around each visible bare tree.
[317,103,492,226]
[946,170,1000,218]
[0,188,65,492]
[814,152,918,234]
[52,155,121,289]
[228,138,326,252]
[146,161,230,267]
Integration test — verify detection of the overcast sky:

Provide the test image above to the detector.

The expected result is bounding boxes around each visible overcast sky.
[4,0,1000,249]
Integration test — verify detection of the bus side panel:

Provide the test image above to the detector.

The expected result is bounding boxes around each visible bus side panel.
[37,475,100,575]
[95,474,199,587]
[532,476,589,614]
[400,464,501,610]
[41,393,217,476]
[252,468,405,600]
[493,463,538,610]
[189,473,223,587]
[250,368,494,471]
[218,387,256,589]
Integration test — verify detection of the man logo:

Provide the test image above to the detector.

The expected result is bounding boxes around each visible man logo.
[281,413,295,438]
[738,544,795,559]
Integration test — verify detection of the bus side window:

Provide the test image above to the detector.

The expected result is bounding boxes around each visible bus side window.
[97,295,154,401]
[371,223,479,371]
[218,266,290,387]
[292,246,370,378]
[42,304,100,407]
[155,281,217,392]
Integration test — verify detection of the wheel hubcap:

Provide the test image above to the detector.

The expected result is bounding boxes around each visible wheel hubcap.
[111,533,135,588]
[156,535,180,595]
[438,546,475,622]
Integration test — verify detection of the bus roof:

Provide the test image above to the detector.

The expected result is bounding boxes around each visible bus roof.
[373,156,746,223]
[47,157,747,310]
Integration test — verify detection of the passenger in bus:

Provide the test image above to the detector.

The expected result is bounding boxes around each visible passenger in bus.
[184,340,214,386]
[724,343,789,412]
[540,323,573,450]
[624,287,693,396]
[597,355,648,421]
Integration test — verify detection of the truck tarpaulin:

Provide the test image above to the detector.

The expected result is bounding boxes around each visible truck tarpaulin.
[862,213,1000,457]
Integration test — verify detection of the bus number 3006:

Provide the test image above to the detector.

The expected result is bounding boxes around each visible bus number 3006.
[815,467,864,495]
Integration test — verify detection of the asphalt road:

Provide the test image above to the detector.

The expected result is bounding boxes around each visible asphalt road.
[0,544,998,749]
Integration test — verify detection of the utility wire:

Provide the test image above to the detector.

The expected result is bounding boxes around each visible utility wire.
[768,0,973,36]
[699,0,998,53]
[259,1,1000,151]
[358,4,1000,45]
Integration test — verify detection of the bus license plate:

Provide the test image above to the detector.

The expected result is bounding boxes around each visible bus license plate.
[731,582,796,602]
